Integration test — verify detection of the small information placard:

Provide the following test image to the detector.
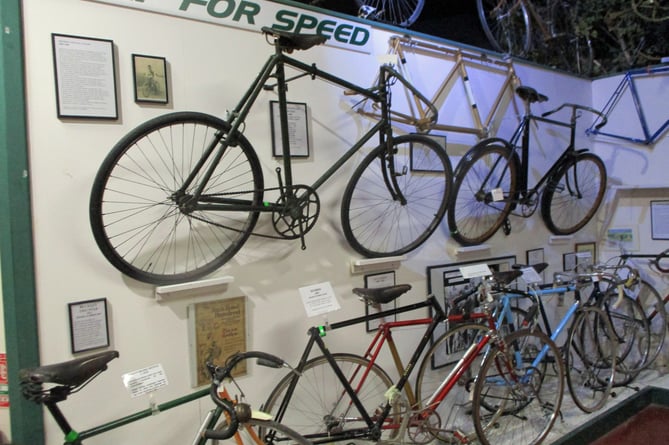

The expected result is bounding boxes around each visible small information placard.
[299,282,341,317]
[122,364,168,398]
[459,263,492,279]
[68,298,110,353]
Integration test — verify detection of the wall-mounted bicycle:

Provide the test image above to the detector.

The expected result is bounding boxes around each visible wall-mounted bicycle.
[90,27,452,285]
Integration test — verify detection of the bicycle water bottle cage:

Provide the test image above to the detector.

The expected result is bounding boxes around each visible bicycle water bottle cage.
[353,284,412,305]
[515,86,548,104]
[261,26,327,52]
[19,350,119,403]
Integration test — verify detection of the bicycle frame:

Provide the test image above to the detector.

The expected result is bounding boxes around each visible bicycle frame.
[509,109,583,202]
[357,35,522,138]
[272,295,495,444]
[43,385,232,444]
[179,41,436,214]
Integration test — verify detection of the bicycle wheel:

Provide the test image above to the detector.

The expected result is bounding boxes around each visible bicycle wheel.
[540,152,606,236]
[632,279,667,368]
[472,328,564,445]
[632,0,669,22]
[476,0,532,56]
[600,291,651,380]
[212,418,310,445]
[414,322,490,443]
[565,306,617,413]
[262,353,397,442]
[341,134,452,257]
[447,139,518,246]
[355,0,425,27]
[90,112,264,285]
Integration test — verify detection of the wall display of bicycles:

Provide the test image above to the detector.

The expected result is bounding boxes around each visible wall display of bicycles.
[132,54,168,104]
[52,33,117,119]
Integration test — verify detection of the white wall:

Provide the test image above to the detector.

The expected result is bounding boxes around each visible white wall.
[14,0,667,444]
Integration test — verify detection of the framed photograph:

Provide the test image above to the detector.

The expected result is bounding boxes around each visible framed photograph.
[132,54,168,104]
[563,252,577,272]
[606,227,638,252]
[426,255,516,368]
[270,101,309,157]
[52,34,117,119]
[575,242,597,267]
[410,134,447,172]
[651,200,669,240]
[68,298,110,353]
[364,271,397,332]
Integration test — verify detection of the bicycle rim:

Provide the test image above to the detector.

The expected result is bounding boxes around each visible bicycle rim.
[414,322,490,443]
[262,353,397,443]
[447,140,517,246]
[355,0,425,27]
[473,328,564,445]
[89,112,263,285]
[602,292,651,378]
[632,279,667,368]
[540,152,606,235]
[341,134,452,257]
[565,306,616,413]
[476,0,531,56]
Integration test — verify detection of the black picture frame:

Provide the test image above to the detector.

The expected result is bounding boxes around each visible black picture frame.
[270,101,310,157]
[52,33,118,119]
[68,298,110,353]
[426,255,516,368]
[132,54,169,104]
[526,247,546,283]
[563,252,577,272]
[364,271,397,332]
[651,200,669,240]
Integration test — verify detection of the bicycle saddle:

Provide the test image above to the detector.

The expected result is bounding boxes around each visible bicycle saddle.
[491,270,523,286]
[19,350,119,387]
[515,86,548,104]
[353,284,412,305]
[261,26,327,51]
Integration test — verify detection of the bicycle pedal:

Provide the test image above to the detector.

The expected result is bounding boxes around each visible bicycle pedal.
[502,218,512,235]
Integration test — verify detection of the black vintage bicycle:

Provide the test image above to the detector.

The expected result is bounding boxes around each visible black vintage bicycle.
[90,27,452,285]
[447,85,607,246]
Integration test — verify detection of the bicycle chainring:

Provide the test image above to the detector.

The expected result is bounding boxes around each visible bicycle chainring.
[407,409,442,444]
[271,185,320,239]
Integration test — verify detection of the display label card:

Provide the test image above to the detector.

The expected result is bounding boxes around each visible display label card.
[299,282,341,317]
[459,264,492,279]
[521,267,542,284]
[122,364,168,398]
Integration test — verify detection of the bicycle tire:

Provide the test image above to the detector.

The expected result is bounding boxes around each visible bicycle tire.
[355,0,425,27]
[632,0,669,23]
[341,134,452,257]
[212,418,310,445]
[565,306,617,413]
[600,291,651,380]
[476,0,532,56]
[414,322,490,443]
[262,353,397,442]
[447,139,518,246]
[472,328,564,445]
[633,279,667,368]
[90,112,263,285]
[540,152,606,236]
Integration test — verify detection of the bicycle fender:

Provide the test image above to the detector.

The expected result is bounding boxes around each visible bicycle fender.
[454,137,517,178]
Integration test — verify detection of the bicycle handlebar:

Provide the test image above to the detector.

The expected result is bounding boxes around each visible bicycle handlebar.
[652,248,669,273]
[541,103,608,129]
[203,351,288,441]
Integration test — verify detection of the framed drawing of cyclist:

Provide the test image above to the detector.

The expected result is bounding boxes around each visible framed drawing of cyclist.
[132,54,168,104]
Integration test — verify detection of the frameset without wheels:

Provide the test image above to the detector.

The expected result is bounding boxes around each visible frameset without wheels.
[447,85,608,246]
[90,27,452,285]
